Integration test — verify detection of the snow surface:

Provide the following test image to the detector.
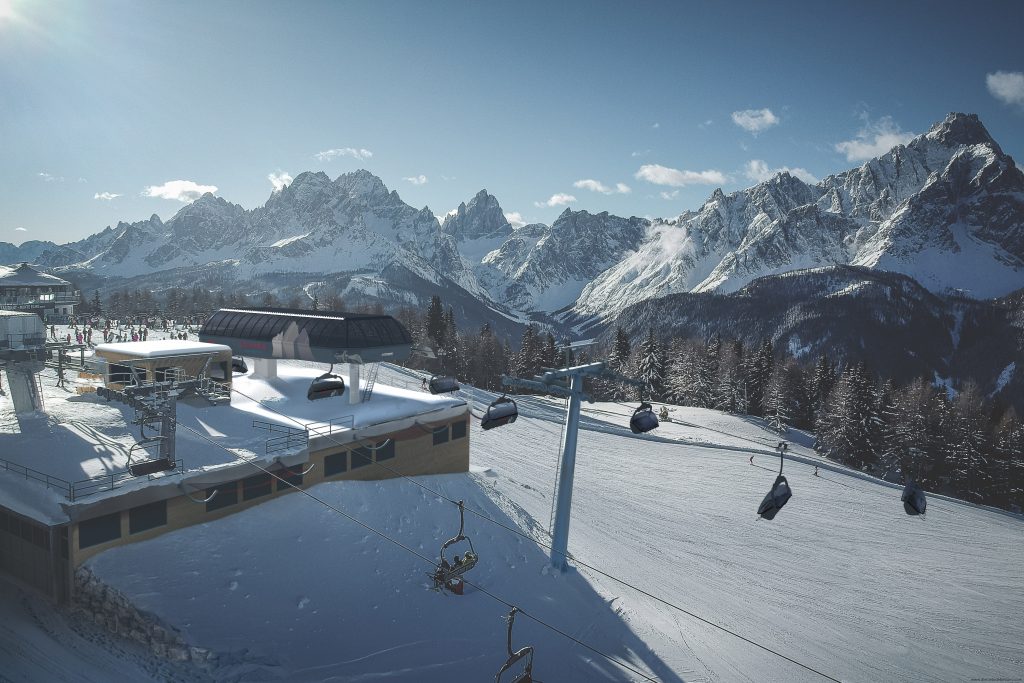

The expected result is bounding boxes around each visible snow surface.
[72,364,1024,682]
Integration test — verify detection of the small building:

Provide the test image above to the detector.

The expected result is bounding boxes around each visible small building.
[0,262,78,322]
[93,339,234,390]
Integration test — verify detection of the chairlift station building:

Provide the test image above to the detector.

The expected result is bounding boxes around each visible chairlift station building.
[0,308,469,603]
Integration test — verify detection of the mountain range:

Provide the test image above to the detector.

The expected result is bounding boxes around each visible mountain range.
[3,112,1024,399]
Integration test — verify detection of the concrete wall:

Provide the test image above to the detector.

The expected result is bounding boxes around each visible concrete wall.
[0,505,70,602]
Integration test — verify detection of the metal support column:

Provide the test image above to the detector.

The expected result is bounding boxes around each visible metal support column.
[550,372,583,571]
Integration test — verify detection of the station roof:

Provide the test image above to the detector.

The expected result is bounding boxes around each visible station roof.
[94,340,233,359]
[0,263,72,288]
[199,307,413,363]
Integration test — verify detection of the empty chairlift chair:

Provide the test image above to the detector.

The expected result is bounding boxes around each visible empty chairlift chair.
[481,395,518,430]
[431,500,478,593]
[495,607,534,683]
[308,364,346,401]
[428,374,460,394]
[630,402,659,434]
[902,480,927,516]
[757,447,792,520]
[231,356,248,374]
[127,440,175,477]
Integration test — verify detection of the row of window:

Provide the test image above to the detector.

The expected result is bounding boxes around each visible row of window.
[0,509,50,550]
[77,421,467,550]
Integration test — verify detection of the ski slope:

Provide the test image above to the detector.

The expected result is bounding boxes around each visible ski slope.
[7,362,1024,681]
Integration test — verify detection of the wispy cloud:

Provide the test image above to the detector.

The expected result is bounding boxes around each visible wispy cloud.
[15,227,26,232]
[504,211,526,228]
[651,122,660,129]
[834,115,914,162]
[698,119,714,129]
[987,71,1024,107]
[403,174,428,185]
[534,193,576,208]
[635,164,728,187]
[268,171,293,192]
[38,171,64,182]
[143,180,217,202]
[315,147,373,161]
[631,149,651,158]
[731,108,779,134]
[93,192,122,201]
[744,160,819,185]
[434,207,459,224]
[573,179,631,195]
[660,190,680,200]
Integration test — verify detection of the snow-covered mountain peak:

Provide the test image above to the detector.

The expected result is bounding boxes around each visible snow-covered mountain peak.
[441,189,511,242]
[925,112,997,149]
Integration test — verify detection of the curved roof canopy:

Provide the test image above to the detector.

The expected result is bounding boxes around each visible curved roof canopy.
[0,263,72,287]
[199,308,413,363]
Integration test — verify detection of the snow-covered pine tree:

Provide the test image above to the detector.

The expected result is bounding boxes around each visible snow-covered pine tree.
[636,329,665,400]
[425,295,445,348]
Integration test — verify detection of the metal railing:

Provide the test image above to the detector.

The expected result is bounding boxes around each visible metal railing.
[253,420,309,454]
[0,455,182,501]
[307,414,355,439]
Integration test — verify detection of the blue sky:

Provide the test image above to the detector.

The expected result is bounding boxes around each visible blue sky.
[2,0,1023,244]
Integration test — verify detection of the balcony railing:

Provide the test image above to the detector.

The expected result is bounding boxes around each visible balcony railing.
[0,292,79,307]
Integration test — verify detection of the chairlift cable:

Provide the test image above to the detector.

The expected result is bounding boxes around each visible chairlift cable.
[174,421,659,682]
[226,383,842,681]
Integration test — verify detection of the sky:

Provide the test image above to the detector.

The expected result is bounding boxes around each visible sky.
[2,0,1023,244]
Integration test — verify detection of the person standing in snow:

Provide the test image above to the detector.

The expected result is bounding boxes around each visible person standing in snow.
[749,455,754,465]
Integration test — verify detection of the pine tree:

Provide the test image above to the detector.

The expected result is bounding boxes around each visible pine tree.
[636,329,665,400]
[425,295,445,348]
[91,290,102,315]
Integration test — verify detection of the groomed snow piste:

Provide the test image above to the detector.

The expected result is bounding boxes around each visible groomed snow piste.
[5,362,1024,681]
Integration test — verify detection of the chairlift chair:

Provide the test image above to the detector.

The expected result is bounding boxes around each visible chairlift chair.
[127,440,175,477]
[431,500,478,592]
[630,402,659,434]
[231,356,248,374]
[495,607,534,683]
[429,374,460,394]
[308,364,346,401]
[901,481,927,516]
[757,447,792,520]
[481,396,518,430]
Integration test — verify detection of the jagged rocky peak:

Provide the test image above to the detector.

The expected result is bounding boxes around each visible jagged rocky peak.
[925,112,997,150]
[441,189,512,242]
[333,168,389,199]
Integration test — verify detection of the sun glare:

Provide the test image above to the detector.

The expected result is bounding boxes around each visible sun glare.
[0,0,16,24]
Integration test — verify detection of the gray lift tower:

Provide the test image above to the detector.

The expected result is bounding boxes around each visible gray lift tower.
[502,361,649,571]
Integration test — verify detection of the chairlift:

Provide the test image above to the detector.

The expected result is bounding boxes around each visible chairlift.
[308,364,346,401]
[901,480,927,516]
[629,402,659,434]
[431,500,478,592]
[495,607,534,683]
[481,395,518,430]
[127,440,175,477]
[231,356,248,374]
[757,446,792,520]
[429,374,460,394]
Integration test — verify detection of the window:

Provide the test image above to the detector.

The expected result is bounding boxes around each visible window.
[451,420,467,440]
[375,440,395,461]
[129,500,167,534]
[79,512,121,549]
[206,483,238,512]
[276,465,305,490]
[351,446,372,469]
[108,363,141,384]
[242,474,272,500]
[433,426,449,446]
[324,451,348,477]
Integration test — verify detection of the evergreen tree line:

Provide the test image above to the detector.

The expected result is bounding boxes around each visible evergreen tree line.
[595,327,1024,512]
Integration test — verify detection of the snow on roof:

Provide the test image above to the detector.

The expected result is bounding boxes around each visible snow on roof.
[94,340,233,358]
[0,357,465,523]
[0,310,39,319]
[0,262,72,287]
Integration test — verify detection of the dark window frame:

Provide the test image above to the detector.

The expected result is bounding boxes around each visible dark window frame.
[433,426,449,446]
[206,483,239,512]
[129,500,168,535]
[451,420,467,440]
[323,451,348,477]
[79,512,122,549]
[242,473,273,500]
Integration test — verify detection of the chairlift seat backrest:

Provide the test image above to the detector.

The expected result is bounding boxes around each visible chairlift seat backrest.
[308,374,345,401]
[758,475,792,520]
[482,397,518,430]
[231,356,248,374]
[495,646,534,683]
[630,402,659,434]
[901,482,927,516]
[429,375,460,394]
[129,457,175,477]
